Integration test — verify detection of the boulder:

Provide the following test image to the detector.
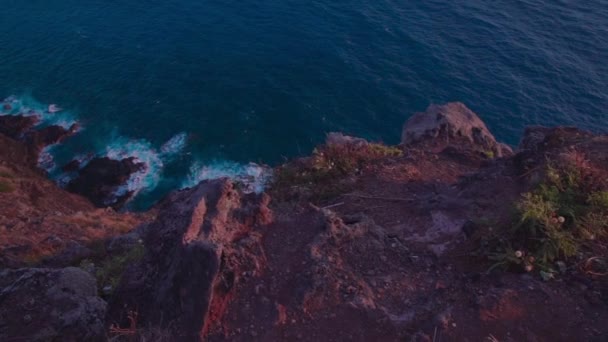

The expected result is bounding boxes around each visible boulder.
[325,132,368,149]
[66,157,145,208]
[401,102,512,157]
[108,179,272,341]
[0,267,107,341]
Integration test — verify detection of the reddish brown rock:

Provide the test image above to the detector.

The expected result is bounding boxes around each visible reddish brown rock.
[402,102,513,157]
[108,179,272,341]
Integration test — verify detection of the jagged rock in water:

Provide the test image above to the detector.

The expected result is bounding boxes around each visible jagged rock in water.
[108,179,272,341]
[0,267,107,341]
[66,157,145,209]
[0,114,79,157]
[24,123,80,152]
[401,102,512,157]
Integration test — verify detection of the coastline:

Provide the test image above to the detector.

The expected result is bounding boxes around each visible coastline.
[1,102,608,341]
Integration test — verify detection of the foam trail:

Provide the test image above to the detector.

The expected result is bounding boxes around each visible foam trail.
[1,95,79,130]
[182,160,272,193]
[37,145,58,172]
[160,132,188,158]
[104,136,164,198]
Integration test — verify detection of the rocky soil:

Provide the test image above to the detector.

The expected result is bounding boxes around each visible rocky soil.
[1,102,607,341]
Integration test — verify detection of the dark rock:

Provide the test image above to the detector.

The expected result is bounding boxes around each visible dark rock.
[108,179,272,341]
[24,123,80,152]
[66,157,145,208]
[402,102,512,157]
[0,115,79,159]
[42,241,93,267]
[461,220,479,238]
[0,115,39,139]
[519,126,595,152]
[62,159,82,173]
[107,230,142,254]
[0,267,106,341]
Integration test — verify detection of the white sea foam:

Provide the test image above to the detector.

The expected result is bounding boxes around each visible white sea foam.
[182,160,272,193]
[1,95,79,130]
[160,132,188,157]
[103,132,189,200]
[37,145,57,172]
[3,95,273,206]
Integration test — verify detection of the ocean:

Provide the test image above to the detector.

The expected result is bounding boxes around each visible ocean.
[1,0,606,209]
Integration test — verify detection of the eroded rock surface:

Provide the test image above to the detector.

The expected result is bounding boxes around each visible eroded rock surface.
[108,179,272,340]
[402,102,512,157]
[0,267,107,341]
[66,157,145,208]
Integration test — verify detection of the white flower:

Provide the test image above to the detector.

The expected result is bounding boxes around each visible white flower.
[515,250,523,258]
[557,216,566,223]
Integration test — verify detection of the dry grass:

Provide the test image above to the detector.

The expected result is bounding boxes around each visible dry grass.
[271,142,403,203]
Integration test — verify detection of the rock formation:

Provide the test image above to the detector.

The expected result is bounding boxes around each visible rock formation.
[66,157,145,208]
[0,267,107,341]
[1,102,608,341]
[108,179,272,340]
[402,102,513,157]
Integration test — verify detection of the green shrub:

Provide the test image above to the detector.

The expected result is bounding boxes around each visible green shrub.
[0,171,14,178]
[486,163,608,275]
[0,180,15,193]
[83,243,145,294]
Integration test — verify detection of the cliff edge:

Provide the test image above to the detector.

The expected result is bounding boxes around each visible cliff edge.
[1,103,608,341]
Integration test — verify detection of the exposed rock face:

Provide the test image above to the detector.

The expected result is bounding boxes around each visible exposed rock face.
[401,102,512,157]
[108,179,272,340]
[25,123,80,152]
[66,157,145,208]
[0,114,79,162]
[325,132,369,149]
[0,267,107,341]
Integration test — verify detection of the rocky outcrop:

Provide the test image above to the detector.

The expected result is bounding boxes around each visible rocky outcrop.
[66,157,145,208]
[401,102,512,157]
[25,123,80,152]
[0,114,78,156]
[2,102,608,341]
[108,179,272,340]
[0,267,107,341]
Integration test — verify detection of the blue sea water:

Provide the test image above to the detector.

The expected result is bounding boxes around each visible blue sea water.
[1,0,607,209]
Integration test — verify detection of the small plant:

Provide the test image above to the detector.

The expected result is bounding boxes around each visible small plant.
[92,243,145,294]
[485,161,608,276]
[0,170,14,178]
[271,142,402,202]
[483,150,495,159]
[0,180,15,193]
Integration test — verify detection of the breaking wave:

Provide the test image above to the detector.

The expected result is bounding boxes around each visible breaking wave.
[2,94,274,207]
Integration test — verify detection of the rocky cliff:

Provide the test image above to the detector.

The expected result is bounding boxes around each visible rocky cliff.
[1,103,608,341]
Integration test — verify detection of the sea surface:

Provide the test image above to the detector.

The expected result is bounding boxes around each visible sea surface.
[1,0,607,209]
